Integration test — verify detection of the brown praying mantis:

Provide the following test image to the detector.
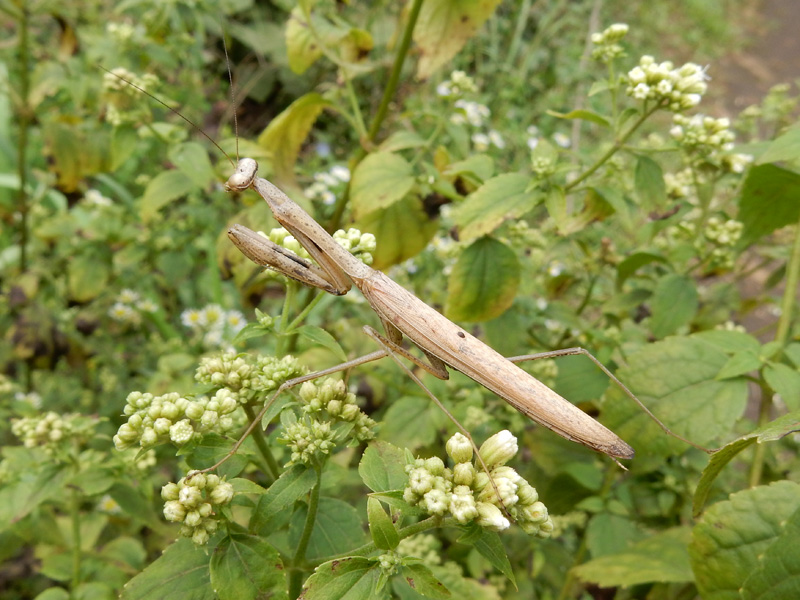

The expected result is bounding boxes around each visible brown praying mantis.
[222,158,705,467]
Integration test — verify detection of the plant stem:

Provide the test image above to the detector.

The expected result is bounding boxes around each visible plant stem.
[285,291,327,333]
[328,0,424,231]
[15,0,31,272]
[775,221,800,348]
[289,467,322,598]
[503,0,532,70]
[243,404,280,480]
[70,486,82,589]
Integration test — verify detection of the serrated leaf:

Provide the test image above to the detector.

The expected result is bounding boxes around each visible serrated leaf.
[634,155,666,209]
[294,324,348,362]
[690,481,800,600]
[257,93,330,187]
[359,441,408,492]
[740,504,800,599]
[693,330,762,354]
[574,527,693,587]
[468,530,515,587]
[350,152,415,219]
[453,173,542,241]
[616,252,668,289]
[367,497,399,550]
[784,343,800,367]
[443,154,494,183]
[355,195,437,269]
[602,335,748,471]
[764,363,800,411]
[754,127,800,164]
[445,237,519,322]
[738,164,800,246]
[401,563,451,599]
[546,109,610,127]
[120,539,214,600]
[251,465,317,534]
[185,435,249,480]
[301,557,377,600]
[716,349,762,380]
[650,273,698,338]
[413,0,503,79]
[693,410,800,515]
[210,533,287,600]
[289,497,367,560]
[168,142,215,189]
[380,396,445,449]
[140,170,196,223]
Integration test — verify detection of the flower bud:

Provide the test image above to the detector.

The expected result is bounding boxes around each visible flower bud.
[179,486,202,508]
[479,430,518,468]
[184,510,202,528]
[161,482,180,501]
[452,463,475,486]
[446,433,473,463]
[169,419,194,445]
[209,481,234,505]
[140,428,158,447]
[340,404,359,421]
[163,500,186,522]
[425,456,445,476]
[191,528,210,545]
[198,503,213,518]
[154,417,172,435]
[476,502,510,532]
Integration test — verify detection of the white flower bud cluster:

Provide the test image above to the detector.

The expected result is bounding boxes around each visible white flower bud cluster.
[161,472,235,545]
[396,534,442,567]
[113,389,240,451]
[194,352,306,404]
[102,68,160,126]
[402,431,554,537]
[531,156,556,179]
[278,419,337,467]
[436,70,479,98]
[704,217,744,270]
[304,165,350,206]
[625,56,708,112]
[298,378,377,442]
[664,167,695,199]
[670,114,753,174]
[11,412,90,456]
[450,100,491,128]
[332,228,377,265]
[591,23,629,63]
[376,550,402,576]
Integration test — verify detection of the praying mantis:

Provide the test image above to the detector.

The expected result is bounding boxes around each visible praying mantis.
[223,158,702,463]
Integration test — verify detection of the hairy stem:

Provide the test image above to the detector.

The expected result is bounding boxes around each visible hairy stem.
[288,468,322,598]
[243,404,280,480]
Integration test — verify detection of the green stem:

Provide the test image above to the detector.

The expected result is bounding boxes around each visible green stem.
[289,468,322,598]
[502,0,532,70]
[15,1,31,272]
[243,404,280,480]
[285,291,327,333]
[565,103,661,192]
[70,486,82,589]
[276,282,297,356]
[775,221,800,347]
[748,381,771,487]
[328,0,424,231]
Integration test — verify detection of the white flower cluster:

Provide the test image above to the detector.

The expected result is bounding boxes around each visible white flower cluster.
[396,534,442,567]
[161,472,235,545]
[450,100,490,128]
[180,304,246,348]
[403,431,554,537]
[436,70,479,98]
[108,288,158,327]
[471,130,505,152]
[279,419,336,467]
[102,68,159,126]
[84,189,113,207]
[113,389,242,450]
[591,23,629,63]
[195,352,307,404]
[655,216,743,271]
[625,56,708,112]
[304,165,350,205]
[670,114,753,173]
[664,168,695,199]
[298,378,376,442]
[332,228,376,265]
[11,412,93,456]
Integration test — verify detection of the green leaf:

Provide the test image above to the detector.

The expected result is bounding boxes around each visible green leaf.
[140,170,196,223]
[367,497,399,550]
[110,125,138,171]
[168,142,215,189]
[257,93,331,186]
[693,411,800,515]
[251,465,317,534]
[290,497,367,560]
[754,126,800,164]
[741,503,800,599]
[401,563,451,599]
[453,173,542,241]
[585,513,642,557]
[210,533,287,600]
[693,330,762,354]
[413,0,503,79]
[443,154,495,183]
[784,342,800,367]
[602,335,748,470]
[764,363,800,411]
[120,539,213,600]
[616,252,668,289]
[738,164,800,245]
[378,396,444,450]
[68,251,111,303]
[546,109,610,127]
[351,152,415,219]
[543,186,568,233]
[185,435,248,480]
[468,530,515,586]
[574,527,693,587]
[0,464,68,529]
[445,237,519,322]
[634,155,666,209]
[359,441,409,492]
[379,130,427,152]
[690,480,800,600]
[716,349,763,380]
[649,273,698,338]
[301,557,378,600]
[294,324,348,362]
[355,195,437,269]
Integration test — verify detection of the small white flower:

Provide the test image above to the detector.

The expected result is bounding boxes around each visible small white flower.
[181,309,205,328]
[526,137,539,150]
[330,165,350,182]
[488,130,505,149]
[552,132,571,148]
[471,133,490,151]
[225,310,246,333]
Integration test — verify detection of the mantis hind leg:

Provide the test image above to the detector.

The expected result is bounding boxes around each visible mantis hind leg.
[508,347,712,453]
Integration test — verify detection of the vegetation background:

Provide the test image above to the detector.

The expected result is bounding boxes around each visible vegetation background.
[2,0,800,599]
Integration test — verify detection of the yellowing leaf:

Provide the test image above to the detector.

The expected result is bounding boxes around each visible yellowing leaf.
[350,151,415,219]
[414,0,503,79]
